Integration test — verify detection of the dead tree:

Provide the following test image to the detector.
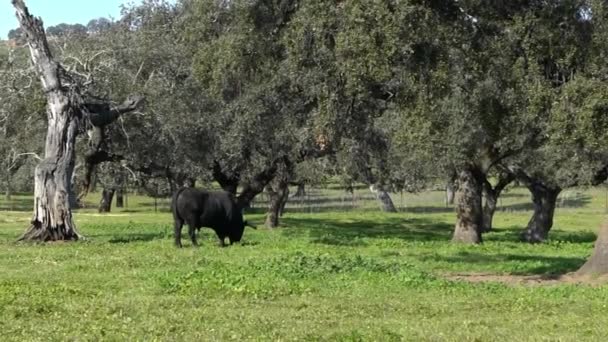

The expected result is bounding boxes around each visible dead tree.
[13,0,142,241]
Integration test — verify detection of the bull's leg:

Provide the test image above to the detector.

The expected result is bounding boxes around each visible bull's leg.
[217,235,226,247]
[174,218,184,248]
[188,225,199,247]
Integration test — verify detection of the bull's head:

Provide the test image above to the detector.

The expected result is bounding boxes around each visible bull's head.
[229,220,257,244]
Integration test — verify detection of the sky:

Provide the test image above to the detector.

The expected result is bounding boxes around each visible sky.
[0,0,141,39]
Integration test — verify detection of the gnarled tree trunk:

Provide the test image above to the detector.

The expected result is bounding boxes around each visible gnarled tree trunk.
[5,173,12,201]
[14,1,81,241]
[577,220,608,276]
[264,158,293,228]
[265,179,289,228]
[236,157,285,209]
[291,182,306,198]
[116,188,124,208]
[13,0,142,241]
[98,188,115,213]
[521,183,561,243]
[369,184,397,212]
[452,166,484,244]
[481,172,514,232]
[482,187,497,233]
[22,108,82,240]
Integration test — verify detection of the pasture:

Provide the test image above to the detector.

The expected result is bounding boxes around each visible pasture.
[1,186,608,341]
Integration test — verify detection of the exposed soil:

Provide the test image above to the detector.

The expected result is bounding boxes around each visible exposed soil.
[444,272,608,286]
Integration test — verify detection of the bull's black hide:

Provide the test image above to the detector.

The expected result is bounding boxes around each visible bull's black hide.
[171,188,255,248]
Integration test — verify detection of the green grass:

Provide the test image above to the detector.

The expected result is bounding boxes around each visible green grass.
[1,186,608,340]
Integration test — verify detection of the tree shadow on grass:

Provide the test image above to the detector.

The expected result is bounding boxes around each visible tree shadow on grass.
[104,233,166,244]
[400,206,455,214]
[484,226,597,244]
[422,251,586,275]
[281,216,453,246]
[496,193,591,212]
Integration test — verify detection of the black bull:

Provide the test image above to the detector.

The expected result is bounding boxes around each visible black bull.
[171,188,256,247]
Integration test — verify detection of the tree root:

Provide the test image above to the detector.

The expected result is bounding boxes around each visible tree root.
[17,222,83,242]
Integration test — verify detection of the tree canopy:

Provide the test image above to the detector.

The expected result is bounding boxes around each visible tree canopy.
[3,0,608,243]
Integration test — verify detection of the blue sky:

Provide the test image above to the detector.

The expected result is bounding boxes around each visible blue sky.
[1,0,142,39]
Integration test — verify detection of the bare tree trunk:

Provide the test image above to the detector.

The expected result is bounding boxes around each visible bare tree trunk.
[5,173,11,201]
[481,172,514,232]
[13,1,81,241]
[22,125,81,241]
[90,171,98,193]
[116,188,124,208]
[369,184,397,212]
[13,0,142,241]
[291,183,305,198]
[279,184,290,217]
[264,187,279,229]
[577,220,608,275]
[265,160,292,228]
[521,183,560,243]
[98,188,115,213]
[452,167,484,244]
[482,187,498,232]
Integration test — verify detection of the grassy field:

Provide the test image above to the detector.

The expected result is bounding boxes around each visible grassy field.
[1,186,608,341]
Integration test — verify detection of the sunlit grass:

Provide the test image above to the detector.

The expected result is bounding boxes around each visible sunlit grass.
[1,186,608,340]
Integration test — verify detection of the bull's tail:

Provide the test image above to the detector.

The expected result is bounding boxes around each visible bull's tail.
[171,187,188,221]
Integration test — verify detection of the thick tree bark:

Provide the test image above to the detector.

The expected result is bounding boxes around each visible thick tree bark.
[116,188,124,208]
[577,221,608,276]
[521,183,561,243]
[452,166,484,244]
[98,188,115,213]
[481,172,514,232]
[369,184,397,212]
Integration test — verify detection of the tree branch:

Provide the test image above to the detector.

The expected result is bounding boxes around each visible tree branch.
[86,95,145,127]
[12,0,62,93]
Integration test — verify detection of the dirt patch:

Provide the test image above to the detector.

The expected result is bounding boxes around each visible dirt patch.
[444,272,608,286]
